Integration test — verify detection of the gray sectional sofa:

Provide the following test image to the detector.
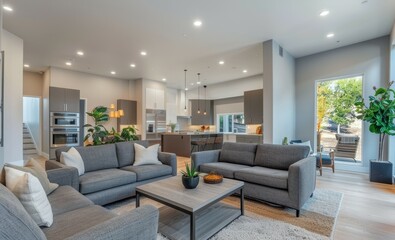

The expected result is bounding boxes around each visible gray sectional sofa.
[192,142,316,217]
[0,173,158,240]
[46,140,177,205]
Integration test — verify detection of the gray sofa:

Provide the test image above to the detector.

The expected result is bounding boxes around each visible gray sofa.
[192,142,316,217]
[0,172,158,240]
[46,140,177,205]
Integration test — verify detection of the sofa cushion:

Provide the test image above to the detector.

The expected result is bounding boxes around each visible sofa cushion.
[79,169,137,194]
[60,147,85,175]
[0,184,46,240]
[199,162,252,179]
[121,165,172,181]
[76,144,119,172]
[6,159,58,195]
[115,140,149,167]
[254,144,310,170]
[219,142,257,166]
[48,186,93,216]
[5,167,53,227]
[42,205,116,239]
[234,166,288,190]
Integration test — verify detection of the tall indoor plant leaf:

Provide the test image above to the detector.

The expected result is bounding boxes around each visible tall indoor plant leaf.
[355,81,395,161]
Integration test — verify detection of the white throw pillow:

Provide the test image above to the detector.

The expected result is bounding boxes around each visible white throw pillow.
[293,140,313,154]
[5,167,53,227]
[60,147,85,175]
[133,143,162,166]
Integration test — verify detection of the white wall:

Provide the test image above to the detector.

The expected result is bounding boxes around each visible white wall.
[23,97,41,153]
[24,71,43,96]
[42,69,50,156]
[389,23,395,172]
[50,67,130,130]
[2,30,24,164]
[295,36,390,172]
[263,40,296,144]
[185,74,263,100]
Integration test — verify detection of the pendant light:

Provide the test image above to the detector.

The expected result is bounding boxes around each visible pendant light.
[197,73,201,114]
[204,85,207,115]
[184,69,187,111]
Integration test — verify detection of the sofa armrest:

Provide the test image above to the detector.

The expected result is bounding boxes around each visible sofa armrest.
[46,160,79,190]
[191,150,221,171]
[158,152,177,176]
[65,205,159,240]
[288,156,316,208]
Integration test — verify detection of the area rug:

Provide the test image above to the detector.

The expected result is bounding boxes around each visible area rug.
[106,189,343,240]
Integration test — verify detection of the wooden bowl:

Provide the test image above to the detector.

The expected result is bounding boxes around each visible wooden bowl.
[203,173,223,184]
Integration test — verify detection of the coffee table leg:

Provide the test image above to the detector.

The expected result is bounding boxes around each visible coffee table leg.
[190,213,196,240]
[240,188,244,215]
[136,192,140,208]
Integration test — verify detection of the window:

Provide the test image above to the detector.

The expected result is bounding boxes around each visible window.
[217,113,246,133]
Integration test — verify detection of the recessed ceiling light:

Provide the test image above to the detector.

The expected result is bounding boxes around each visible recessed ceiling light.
[319,10,330,17]
[185,87,189,91]
[110,71,116,75]
[219,61,225,65]
[326,33,335,38]
[65,62,72,66]
[24,64,30,68]
[3,6,13,12]
[193,20,202,27]
[197,81,201,85]
[243,70,248,73]
[162,78,166,81]
[130,64,136,68]
[190,83,194,86]
[140,51,147,56]
[77,51,84,56]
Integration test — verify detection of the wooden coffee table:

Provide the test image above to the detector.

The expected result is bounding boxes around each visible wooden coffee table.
[136,176,244,240]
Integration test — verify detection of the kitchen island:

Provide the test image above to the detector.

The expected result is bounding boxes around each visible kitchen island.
[161,133,223,157]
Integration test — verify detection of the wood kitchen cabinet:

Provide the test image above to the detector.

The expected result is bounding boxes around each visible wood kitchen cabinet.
[191,99,213,125]
[49,87,80,112]
[236,134,263,143]
[244,89,263,124]
[117,99,137,131]
[146,88,165,110]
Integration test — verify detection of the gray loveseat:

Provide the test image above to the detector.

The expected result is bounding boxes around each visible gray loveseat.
[46,140,177,205]
[192,142,316,217]
[0,175,158,240]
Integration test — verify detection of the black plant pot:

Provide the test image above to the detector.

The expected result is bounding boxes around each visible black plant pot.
[182,175,200,189]
[370,160,393,184]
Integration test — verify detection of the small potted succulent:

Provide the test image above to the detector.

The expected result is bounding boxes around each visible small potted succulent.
[180,163,199,189]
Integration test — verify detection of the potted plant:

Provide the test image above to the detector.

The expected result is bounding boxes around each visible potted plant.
[180,163,199,189]
[167,122,176,133]
[355,81,395,184]
[84,106,110,146]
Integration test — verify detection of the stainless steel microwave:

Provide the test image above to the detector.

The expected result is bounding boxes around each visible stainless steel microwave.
[50,112,80,127]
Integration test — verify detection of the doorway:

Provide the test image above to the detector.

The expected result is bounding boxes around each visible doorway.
[23,96,41,160]
[315,76,363,163]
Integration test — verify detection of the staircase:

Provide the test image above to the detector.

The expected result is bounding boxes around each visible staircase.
[23,123,38,160]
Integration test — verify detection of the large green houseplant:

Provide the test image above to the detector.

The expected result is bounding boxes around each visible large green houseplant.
[355,81,395,183]
[84,106,109,146]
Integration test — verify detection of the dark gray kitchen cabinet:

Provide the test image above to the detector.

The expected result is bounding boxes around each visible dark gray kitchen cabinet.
[244,89,263,124]
[191,99,213,125]
[49,87,80,112]
[117,99,137,131]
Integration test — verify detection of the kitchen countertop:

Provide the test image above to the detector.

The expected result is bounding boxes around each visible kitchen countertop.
[161,132,262,136]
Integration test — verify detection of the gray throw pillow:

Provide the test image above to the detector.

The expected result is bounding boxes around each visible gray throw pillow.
[5,159,58,195]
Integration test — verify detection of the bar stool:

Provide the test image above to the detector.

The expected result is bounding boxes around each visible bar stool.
[191,136,207,153]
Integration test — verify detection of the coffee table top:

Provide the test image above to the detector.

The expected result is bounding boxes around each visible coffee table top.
[136,175,244,212]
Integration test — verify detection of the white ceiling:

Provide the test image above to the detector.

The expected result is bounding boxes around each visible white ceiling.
[3,0,395,89]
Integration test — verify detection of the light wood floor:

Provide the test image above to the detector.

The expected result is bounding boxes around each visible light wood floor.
[177,156,395,240]
[36,155,395,239]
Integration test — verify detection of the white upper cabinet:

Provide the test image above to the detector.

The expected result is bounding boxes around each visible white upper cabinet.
[146,88,165,110]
